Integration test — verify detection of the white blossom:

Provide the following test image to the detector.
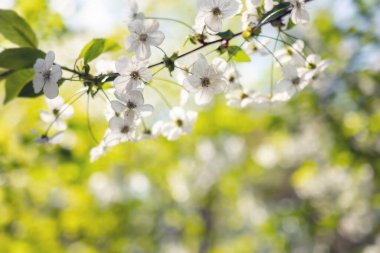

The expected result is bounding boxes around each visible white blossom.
[33,51,62,99]
[160,107,198,141]
[125,19,165,60]
[247,0,277,13]
[195,0,242,33]
[108,112,137,142]
[40,96,74,131]
[126,0,144,23]
[226,88,258,108]
[302,54,332,81]
[113,56,152,93]
[289,0,310,25]
[243,39,270,56]
[241,5,259,30]
[90,131,120,162]
[183,54,228,105]
[274,64,309,100]
[31,129,64,145]
[111,90,154,118]
[274,40,305,66]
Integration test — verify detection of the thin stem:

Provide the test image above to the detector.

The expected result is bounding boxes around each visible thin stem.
[145,16,196,33]
[87,95,99,144]
[44,90,87,135]
[270,30,281,97]
[254,37,283,67]
[153,77,184,88]
[148,85,172,108]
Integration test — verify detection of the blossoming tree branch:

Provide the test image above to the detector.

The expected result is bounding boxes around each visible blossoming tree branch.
[0,0,330,161]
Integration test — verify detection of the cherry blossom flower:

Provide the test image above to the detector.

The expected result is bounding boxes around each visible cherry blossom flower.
[248,0,277,13]
[241,4,259,30]
[274,64,309,100]
[160,107,198,141]
[275,40,305,66]
[302,54,332,81]
[195,0,242,33]
[31,129,64,145]
[125,19,165,60]
[289,0,310,25]
[243,39,270,56]
[183,54,228,105]
[111,90,154,118]
[126,0,144,23]
[113,56,152,93]
[33,51,62,99]
[90,131,120,162]
[40,96,74,131]
[108,112,137,142]
[226,88,258,108]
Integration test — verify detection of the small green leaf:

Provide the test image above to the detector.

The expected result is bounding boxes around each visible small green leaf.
[228,46,251,63]
[217,30,234,40]
[0,48,45,70]
[4,68,34,104]
[79,39,120,64]
[287,18,296,30]
[0,9,38,48]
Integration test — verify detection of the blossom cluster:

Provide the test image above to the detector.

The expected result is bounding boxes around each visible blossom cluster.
[31,0,331,162]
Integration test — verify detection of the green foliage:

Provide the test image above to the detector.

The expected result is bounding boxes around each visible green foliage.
[4,69,34,104]
[79,39,120,64]
[0,48,45,70]
[228,45,251,62]
[0,9,38,48]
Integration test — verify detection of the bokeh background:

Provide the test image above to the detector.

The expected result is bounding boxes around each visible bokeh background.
[1,0,380,252]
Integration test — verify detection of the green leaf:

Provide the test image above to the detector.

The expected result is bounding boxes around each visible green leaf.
[228,46,251,63]
[0,48,45,70]
[79,39,120,64]
[0,9,38,48]
[260,3,290,26]
[19,79,65,99]
[217,30,234,40]
[4,68,34,104]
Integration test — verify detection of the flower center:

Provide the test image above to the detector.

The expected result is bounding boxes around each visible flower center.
[127,101,137,109]
[212,7,222,16]
[139,33,148,42]
[176,119,184,127]
[53,109,59,116]
[292,77,301,85]
[286,49,293,56]
[121,126,130,134]
[43,71,51,81]
[308,63,317,69]
[201,78,211,87]
[240,93,249,100]
[229,76,235,83]
[130,71,140,80]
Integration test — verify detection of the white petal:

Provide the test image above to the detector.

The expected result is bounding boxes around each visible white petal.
[111,100,127,114]
[60,105,74,119]
[43,80,59,99]
[40,110,55,123]
[46,96,64,110]
[44,51,55,69]
[204,13,223,32]
[136,42,151,60]
[194,88,214,105]
[33,74,44,94]
[148,31,165,46]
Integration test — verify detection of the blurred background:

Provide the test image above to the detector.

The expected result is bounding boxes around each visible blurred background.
[0,0,380,252]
